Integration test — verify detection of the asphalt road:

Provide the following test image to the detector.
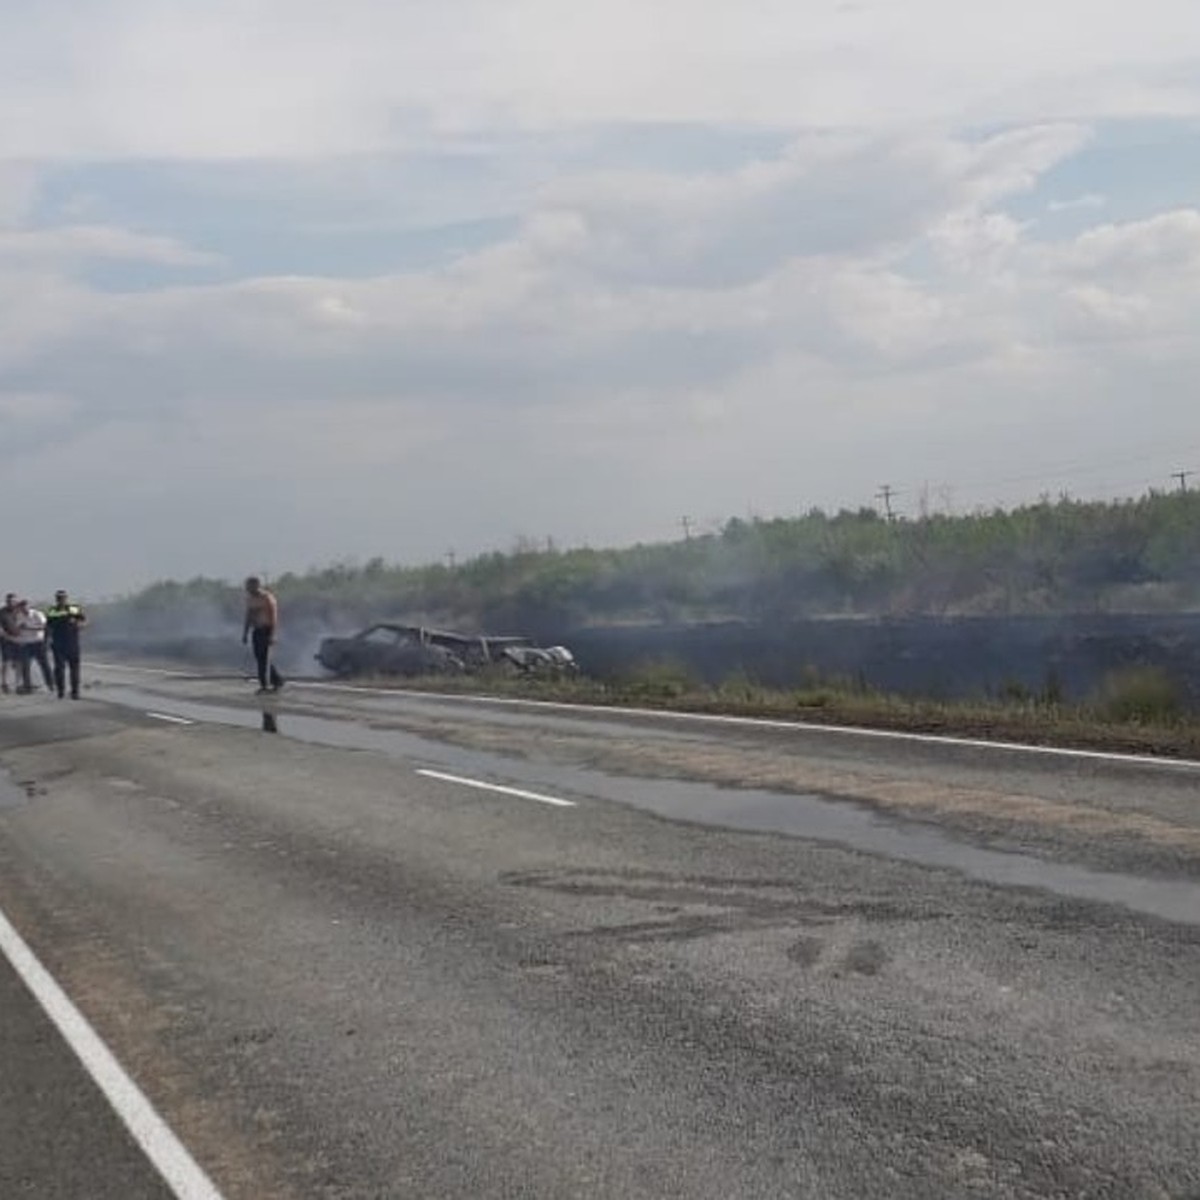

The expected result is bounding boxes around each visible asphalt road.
[1,662,1199,1198]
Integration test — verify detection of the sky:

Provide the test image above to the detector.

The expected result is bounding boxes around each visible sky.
[2,1,1199,598]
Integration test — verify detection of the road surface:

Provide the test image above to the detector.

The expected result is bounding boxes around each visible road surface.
[2,662,1199,1198]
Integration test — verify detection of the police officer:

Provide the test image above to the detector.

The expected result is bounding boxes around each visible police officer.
[45,590,87,700]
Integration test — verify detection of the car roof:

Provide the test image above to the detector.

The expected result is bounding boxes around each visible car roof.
[359,623,532,647]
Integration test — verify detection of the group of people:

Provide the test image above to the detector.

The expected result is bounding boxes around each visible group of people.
[0,591,87,699]
[0,579,276,700]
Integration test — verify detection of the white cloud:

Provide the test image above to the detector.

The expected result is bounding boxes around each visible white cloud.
[0,224,218,267]
[1,3,1198,593]
[1048,193,1107,214]
[1056,209,1200,280]
[0,1,1197,158]
[6,129,1198,433]
[1039,211,1200,344]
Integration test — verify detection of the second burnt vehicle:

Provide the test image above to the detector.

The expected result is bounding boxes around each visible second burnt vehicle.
[314,623,578,679]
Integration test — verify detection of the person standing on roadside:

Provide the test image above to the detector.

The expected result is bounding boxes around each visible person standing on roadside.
[14,599,53,694]
[45,590,87,699]
[0,593,20,693]
[242,576,284,693]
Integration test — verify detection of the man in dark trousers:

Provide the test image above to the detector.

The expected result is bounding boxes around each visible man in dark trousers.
[0,593,20,694]
[242,576,284,693]
[45,590,87,699]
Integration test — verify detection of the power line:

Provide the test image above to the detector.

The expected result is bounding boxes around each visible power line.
[875,484,898,522]
[938,440,1200,500]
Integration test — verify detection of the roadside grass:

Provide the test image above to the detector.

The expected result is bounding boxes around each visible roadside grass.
[343,661,1200,761]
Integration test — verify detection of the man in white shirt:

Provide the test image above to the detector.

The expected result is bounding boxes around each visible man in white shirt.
[14,599,53,694]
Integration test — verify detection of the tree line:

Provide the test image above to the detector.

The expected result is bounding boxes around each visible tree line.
[103,489,1200,637]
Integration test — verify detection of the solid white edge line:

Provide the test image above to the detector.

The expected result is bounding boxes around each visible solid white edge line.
[94,661,1200,773]
[416,768,576,808]
[0,906,226,1200]
[146,712,195,726]
[301,683,1200,772]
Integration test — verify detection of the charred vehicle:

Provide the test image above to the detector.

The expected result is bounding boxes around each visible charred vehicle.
[315,624,468,677]
[499,644,579,676]
[315,624,577,679]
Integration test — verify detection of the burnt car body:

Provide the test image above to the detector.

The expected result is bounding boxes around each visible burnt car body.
[499,644,579,675]
[315,624,469,677]
[315,623,575,679]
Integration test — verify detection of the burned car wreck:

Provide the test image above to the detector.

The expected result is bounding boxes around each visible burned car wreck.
[315,624,578,679]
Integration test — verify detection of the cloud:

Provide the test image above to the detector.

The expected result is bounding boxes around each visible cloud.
[5,128,1197,441]
[1,3,1198,595]
[1041,210,1200,344]
[1,1,1197,159]
[1048,193,1107,213]
[1056,209,1200,280]
[0,223,218,267]
[531,127,1088,287]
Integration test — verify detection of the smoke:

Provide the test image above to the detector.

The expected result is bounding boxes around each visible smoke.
[90,589,462,680]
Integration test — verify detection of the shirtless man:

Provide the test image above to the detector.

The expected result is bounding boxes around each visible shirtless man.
[242,576,284,693]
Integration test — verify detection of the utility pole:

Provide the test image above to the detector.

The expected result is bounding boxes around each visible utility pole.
[876,484,897,522]
[680,515,694,542]
[1172,470,1193,494]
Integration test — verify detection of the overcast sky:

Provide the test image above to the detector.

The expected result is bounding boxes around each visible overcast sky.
[2,1,1199,598]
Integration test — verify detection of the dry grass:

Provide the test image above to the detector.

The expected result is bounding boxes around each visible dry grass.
[364,663,1200,762]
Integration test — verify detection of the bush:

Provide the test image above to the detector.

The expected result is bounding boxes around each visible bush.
[1093,666,1183,724]
[1040,668,1066,706]
[621,659,702,700]
[718,669,765,704]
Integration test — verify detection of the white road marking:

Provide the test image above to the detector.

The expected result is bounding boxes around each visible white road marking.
[96,663,195,678]
[93,661,1200,772]
[416,768,576,808]
[0,906,226,1200]
[146,712,195,726]
[280,683,1200,772]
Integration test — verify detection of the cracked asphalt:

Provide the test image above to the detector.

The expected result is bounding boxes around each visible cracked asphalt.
[1,663,1198,1198]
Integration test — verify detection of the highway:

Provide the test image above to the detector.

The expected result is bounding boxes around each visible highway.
[2,662,1199,1198]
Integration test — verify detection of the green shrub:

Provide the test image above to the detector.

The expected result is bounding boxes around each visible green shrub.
[1093,666,1183,724]
[718,669,763,703]
[622,659,702,700]
[1040,668,1066,706]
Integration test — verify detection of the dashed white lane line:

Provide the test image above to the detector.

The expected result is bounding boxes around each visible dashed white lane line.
[416,768,576,808]
[0,906,226,1200]
[146,712,195,726]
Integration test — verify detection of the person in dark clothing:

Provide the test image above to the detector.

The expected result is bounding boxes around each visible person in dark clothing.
[0,593,20,694]
[242,576,284,693]
[45,590,87,699]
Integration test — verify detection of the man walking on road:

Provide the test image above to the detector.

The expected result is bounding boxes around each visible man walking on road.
[14,599,53,694]
[242,576,284,693]
[46,590,87,699]
[0,593,20,693]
